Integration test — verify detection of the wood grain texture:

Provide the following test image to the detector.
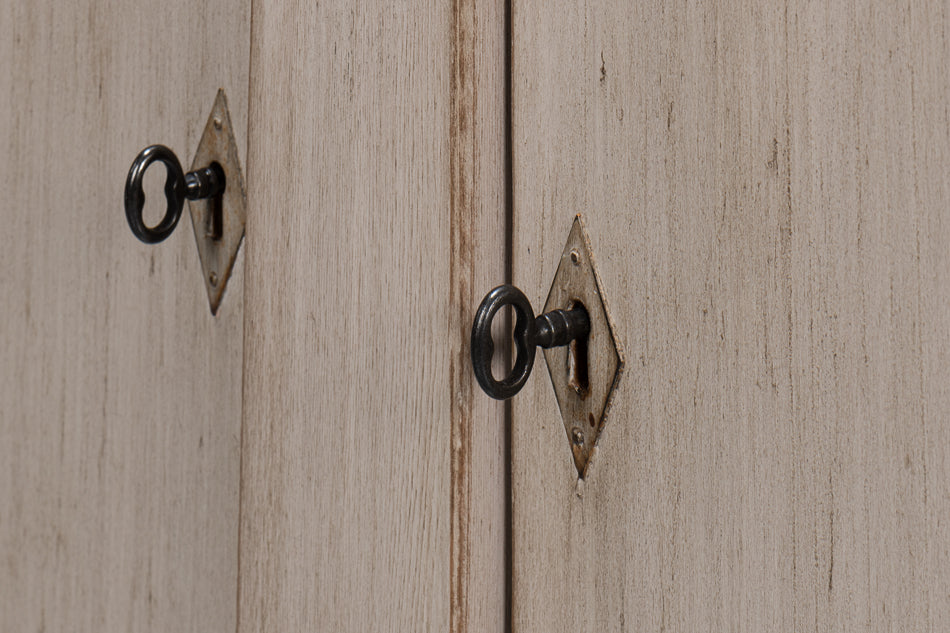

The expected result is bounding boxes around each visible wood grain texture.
[0,2,249,632]
[511,1,950,631]
[450,0,509,631]
[238,1,506,631]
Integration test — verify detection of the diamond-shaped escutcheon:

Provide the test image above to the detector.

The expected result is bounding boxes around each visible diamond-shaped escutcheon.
[188,89,246,315]
[542,216,623,478]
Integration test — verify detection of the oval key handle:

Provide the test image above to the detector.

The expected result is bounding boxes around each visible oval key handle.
[124,145,187,244]
[471,284,591,400]
[124,144,225,244]
[471,285,539,400]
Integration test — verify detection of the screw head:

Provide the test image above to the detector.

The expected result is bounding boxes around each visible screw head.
[209,271,218,287]
[570,249,581,265]
[571,427,585,446]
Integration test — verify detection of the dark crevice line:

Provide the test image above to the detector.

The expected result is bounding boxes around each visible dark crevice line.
[503,0,514,632]
[235,2,258,631]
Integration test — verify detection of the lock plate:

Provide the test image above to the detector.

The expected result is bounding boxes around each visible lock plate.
[541,216,623,478]
[188,89,246,315]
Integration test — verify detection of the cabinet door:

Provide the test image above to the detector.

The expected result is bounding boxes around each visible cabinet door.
[511,1,950,631]
[236,2,507,632]
[0,2,248,631]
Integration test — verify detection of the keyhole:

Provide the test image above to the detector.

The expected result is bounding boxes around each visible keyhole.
[567,300,589,398]
[207,161,225,240]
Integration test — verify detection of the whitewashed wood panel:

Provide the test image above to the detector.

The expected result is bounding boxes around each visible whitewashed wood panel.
[511,1,950,631]
[237,2,507,631]
[0,2,249,631]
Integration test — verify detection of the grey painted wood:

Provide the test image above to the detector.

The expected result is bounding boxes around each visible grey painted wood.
[237,2,507,631]
[0,2,249,631]
[511,1,950,631]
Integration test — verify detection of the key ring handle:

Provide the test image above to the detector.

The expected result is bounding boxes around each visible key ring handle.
[124,144,186,244]
[470,285,539,400]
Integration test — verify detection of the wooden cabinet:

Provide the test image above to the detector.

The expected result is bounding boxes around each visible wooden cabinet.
[2,1,949,632]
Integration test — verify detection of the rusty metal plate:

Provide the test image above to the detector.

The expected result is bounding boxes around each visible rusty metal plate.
[188,89,246,315]
[542,216,623,478]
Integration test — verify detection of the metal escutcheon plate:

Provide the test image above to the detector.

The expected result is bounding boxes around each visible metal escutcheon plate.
[541,216,623,478]
[188,89,246,315]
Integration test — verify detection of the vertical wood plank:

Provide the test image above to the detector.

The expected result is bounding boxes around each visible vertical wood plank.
[238,1,507,631]
[786,3,950,628]
[511,0,950,631]
[0,1,249,631]
[450,1,510,632]
[449,0,511,630]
